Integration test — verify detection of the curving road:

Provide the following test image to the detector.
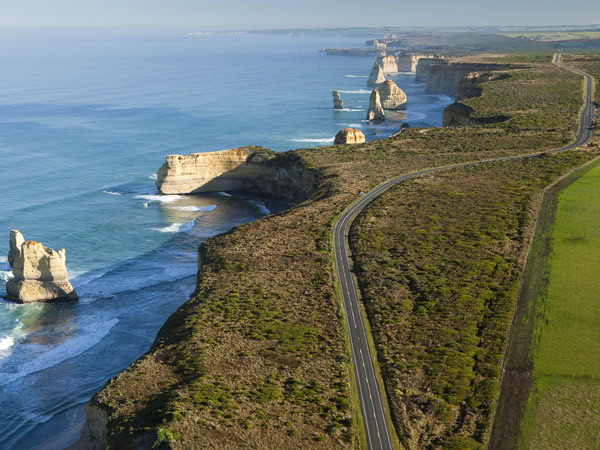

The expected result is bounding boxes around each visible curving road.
[333,54,595,450]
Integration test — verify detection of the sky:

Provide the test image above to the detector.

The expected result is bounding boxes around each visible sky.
[1,0,599,29]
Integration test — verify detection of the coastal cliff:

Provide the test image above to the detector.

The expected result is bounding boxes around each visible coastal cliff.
[424,62,510,95]
[415,57,444,83]
[443,71,510,126]
[156,146,315,203]
[374,53,435,75]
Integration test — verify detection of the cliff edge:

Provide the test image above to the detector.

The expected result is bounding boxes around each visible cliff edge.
[156,146,316,203]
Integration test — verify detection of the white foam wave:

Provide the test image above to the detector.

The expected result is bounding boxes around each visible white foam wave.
[153,221,195,233]
[0,256,7,263]
[148,173,158,181]
[290,137,335,143]
[346,123,363,128]
[218,191,232,197]
[102,191,121,196]
[338,89,371,94]
[0,318,119,387]
[0,271,13,282]
[337,108,363,112]
[136,194,182,204]
[246,200,270,215]
[344,75,368,78]
[171,205,217,212]
[0,337,14,351]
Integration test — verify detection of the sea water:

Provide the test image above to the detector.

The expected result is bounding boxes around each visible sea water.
[0,28,452,449]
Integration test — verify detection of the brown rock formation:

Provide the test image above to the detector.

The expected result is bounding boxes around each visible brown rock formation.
[334,128,366,145]
[6,230,78,303]
[378,80,407,110]
[442,102,476,126]
[366,89,385,121]
[332,90,344,109]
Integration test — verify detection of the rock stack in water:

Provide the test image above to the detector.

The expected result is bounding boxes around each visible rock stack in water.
[6,230,78,303]
[334,128,366,145]
[332,90,344,109]
[367,63,385,87]
[378,80,407,110]
[366,89,385,121]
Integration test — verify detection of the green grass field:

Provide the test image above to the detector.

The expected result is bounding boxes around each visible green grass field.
[520,160,600,449]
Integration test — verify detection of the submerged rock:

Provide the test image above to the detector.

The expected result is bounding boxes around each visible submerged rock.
[366,89,385,121]
[6,230,78,303]
[334,128,365,145]
[378,80,407,110]
[367,63,385,87]
[332,90,344,109]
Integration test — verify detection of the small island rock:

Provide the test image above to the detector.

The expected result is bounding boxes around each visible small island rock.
[332,90,344,109]
[366,89,385,121]
[6,230,78,303]
[378,80,407,110]
[334,128,366,145]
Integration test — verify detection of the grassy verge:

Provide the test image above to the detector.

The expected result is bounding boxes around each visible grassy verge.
[519,158,600,449]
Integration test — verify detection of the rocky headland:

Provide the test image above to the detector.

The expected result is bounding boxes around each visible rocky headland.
[5,230,78,303]
[423,62,510,95]
[156,146,315,203]
[332,90,344,109]
[442,71,509,126]
[334,128,365,145]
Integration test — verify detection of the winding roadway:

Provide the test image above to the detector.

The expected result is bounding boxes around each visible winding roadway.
[333,54,595,450]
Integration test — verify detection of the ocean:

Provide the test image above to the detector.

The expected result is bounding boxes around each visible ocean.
[0,28,452,449]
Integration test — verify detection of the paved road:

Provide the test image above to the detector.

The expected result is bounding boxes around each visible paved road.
[333,54,595,450]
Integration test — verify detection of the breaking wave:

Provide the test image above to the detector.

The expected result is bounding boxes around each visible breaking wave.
[171,205,217,212]
[136,194,182,203]
[290,137,334,143]
[152,221,195,233]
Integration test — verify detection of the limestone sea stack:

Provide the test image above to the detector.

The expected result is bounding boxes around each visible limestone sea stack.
[378,80,407,110]
[334,128,365,145]
[366,89,385,121]
[6,230,78,303]
[367,63,385,87]
[332,90,344,109]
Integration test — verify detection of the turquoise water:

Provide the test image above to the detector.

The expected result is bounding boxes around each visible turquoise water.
[0,29,452,448]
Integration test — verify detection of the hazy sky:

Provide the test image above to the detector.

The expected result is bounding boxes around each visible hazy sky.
[1,0,599,28]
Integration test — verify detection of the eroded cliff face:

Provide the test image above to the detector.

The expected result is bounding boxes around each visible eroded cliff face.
[443,71,510,127]
[375,53,435,74]
[415,58,445,83]
[425,63,510,95]
[156,146,315,203]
